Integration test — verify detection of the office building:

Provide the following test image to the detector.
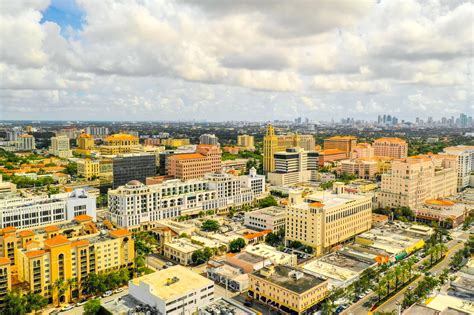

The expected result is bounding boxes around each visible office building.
[244,244,297,266]
[267,148,319,185]
[263,125,315,173]
[352,143,374,159]
[75,133,94,156]
[323,136,357,158]
[112,153,156,188]
[16,134,36,151]
[50,135,72,158]
[318,149,347,166]
[200,134,219,146]
[341,159,378,179]
[85,126,109,137]
[285,185,372,256]
[299,135,316,151]
[441,145,474,191]
[378,156,457,208]
[237,135,255,150]
[248,265,328,315]
[16,229,134,305]
[100,133,140,155]
[373,137,408,158]
[0,188,96,229]
[414,199,468,228]
[167,145,222,180]
[129,266,214,315]
[77,158,100,180]
[244,206,286,232]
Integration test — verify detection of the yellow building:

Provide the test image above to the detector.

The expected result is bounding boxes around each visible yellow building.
[0,257,11,308]
[263,125,306,173]
[100,133,140,155]
[16,228,134,305]
[285,184,372,256]
[237,135,255,150]
[75,133,95,156]
[77,158,100,180]
[323,136,357,158]
[248,265,329,314]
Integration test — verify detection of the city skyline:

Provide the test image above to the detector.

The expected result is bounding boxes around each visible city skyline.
[1,0,472,121]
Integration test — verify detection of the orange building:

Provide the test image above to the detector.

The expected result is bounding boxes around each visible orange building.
[373,137,408,158]
[318,149,347,166]
[324,136,357,158]
[167,145,222,180]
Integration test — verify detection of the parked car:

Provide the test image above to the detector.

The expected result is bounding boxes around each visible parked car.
[244,301,253,307]
[166,262,174,267]
[102,290,113,297]
[60,305,74,312]
[114,287,124,294]
[50,310,60,315]
[76,300,87,306]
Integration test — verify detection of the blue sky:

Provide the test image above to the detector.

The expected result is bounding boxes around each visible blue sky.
[40,0,84,35]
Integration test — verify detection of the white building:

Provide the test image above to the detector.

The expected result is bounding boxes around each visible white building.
[442,145,474,191]
[0,188,96,229]
[267,148,318,186]
[50,135,73,158]
[199,134,219,146]
[244,206,286,232]
[16,134,36,151]
[129,266,215,315]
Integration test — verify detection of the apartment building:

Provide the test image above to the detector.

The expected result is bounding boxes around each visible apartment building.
[263,125,315,173]
[248,265,328,315]
[100,133,141,155]
[378,156,457,209]
[112,153,156,188]
[237,135,255,150]
[50,135,73,158]
[323,136,357,158]
[341,159,378,179]
[352,143,374,159]
[85,126,109,137]
[167,145,222,180]
[16,229,134,305]
[77,158,100,180]
[107,172,265,229]
[0,188,96,229]
[75,133,94,156]
[129,266,214,315]
[441,145,474,191]
[17,134,36,151]
[373,137,408,158]
[244,206,286,232]
[267,148,319,186]
[0,257,11,308]
[200,134,219,146]
[285,185,372,256]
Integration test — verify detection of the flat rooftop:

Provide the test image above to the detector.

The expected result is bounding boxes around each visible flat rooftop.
[245,206,286,218]
[199,297,258,315]
[165,239,201,253]
[130,265,213,302]
[298,191,370,210]
[252,265,326,294]
[231,252,265,264]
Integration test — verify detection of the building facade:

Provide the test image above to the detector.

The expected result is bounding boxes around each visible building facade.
[100,133,140,155]
[77,158,100,180]
[112,153,156,188]
[17,134,36,151]
[341,159,378,179]
[373,138,408,159]
[267,148,318,185]
[442,145,474,191]
[244,206,286,232]
[199,134,219,146]
[50,135,72,158]
[323,136,357,158]
[167,145,222,180]
[75,133,94,156]
[237,135,255,150]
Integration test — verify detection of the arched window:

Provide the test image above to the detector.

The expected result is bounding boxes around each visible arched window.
[58,253,65,279]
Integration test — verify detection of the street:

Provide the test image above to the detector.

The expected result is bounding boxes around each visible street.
[57,289,129,315]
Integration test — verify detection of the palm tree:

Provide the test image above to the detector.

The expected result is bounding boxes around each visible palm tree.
[394,265,404,289]
[321,299,337,315]
[436,243,448,260]
[53,278,66,306]
[406,256,416,280]
[385,271,395,295]
[66,277,77,302]
[376,278,388,302]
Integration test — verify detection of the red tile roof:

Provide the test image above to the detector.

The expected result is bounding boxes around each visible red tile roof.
[109,229,131,238]
[44,235,70,247]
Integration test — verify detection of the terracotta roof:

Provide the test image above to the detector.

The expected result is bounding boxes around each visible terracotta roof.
[171,153,205,160]
[2,226,17,233]
[44,225,60,233]
[109,229,131,238]
[18,230,34,238]
[25,250,46,259]
[243,230,271,240]
[425,199,455,207]
[326,136,357,140]
[0,257,10,265]
[374,137,407,144]
[319,149,346,155]
[74,214,93,222]
[44,235,70,247]
[72,239,90,248]
[104,133,138,142]
[372,214,389,222]
[309,202,324,208]
[25,240,40,247]
[78,133,93,138]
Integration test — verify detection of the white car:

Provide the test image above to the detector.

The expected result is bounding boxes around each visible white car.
[114,287,124,293]
[102,290,113,297]
[60,305,74,312]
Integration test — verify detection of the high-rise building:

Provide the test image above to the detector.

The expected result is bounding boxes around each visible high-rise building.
[199,134,219,146]
[75,133,94,156]
[85,126,109,137]
[112,153,156,188]
[267,148,319,185]
[378,156,457,208]
[0,257,11,308]
[285,185,372,256]
[100,133,140,155]
[50,135,72,158]
[77,158,100,180]
[167,145,222,180]
[16,134,36,151]
[299,135,316,151]
[441,145,474,191]
[323,136,357,158]
[0,188,96,229]
[373,137,408,159]
[262,125,313,173]
[352,143,374,159]
[237,134,255,150]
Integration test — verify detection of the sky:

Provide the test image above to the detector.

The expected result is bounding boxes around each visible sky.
[0,0,472,122]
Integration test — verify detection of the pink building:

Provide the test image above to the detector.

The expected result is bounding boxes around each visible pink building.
[341,159,378,179]
[167,144,222,180]
[352,143,374,159]
[373,138,408,158]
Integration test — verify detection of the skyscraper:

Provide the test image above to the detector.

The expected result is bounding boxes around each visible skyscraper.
[112,153,156,188]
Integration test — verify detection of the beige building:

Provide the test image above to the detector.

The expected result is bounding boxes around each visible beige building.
[352,143,374,159]
[285,185,372,256]
[373,137,408,159]
[341,159,378,179]
[378,156,457,209]
[0,257,11,308]
[77,158,100,180]
[75,133,94,156]
[248,265,329,315]
[17,134,36,151]
[237,135,255,150]
[441,145,474,191]
[167,145,222,180]
[323,136,357,158]
[50,135,73,158]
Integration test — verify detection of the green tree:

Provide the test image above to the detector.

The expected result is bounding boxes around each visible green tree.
[192,248,213,265]
[2,291,27,315]
[66,277,77,302]
[84,298,101,315]
[201,219,220,232]
[53,278,67,306]
[229,238,246,253]
[321,299,337,315]
[64,162,78,176]
[25,293,48,314]
[258,196,278,208]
